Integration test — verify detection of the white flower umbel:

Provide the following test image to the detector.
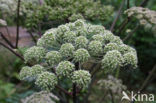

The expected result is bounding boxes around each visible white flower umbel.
[74,48,90,63]
[46,51,62,67]
[92,34,104,43]
[110,36,123,45]
[31,64,45,78]
[123,52,138,68]
[118,44,136,55]
[35,72,58,91]
[20,19,138,92]
[125,7,156,35]
[102,50,124,73]
[75,36,88,49]
[104,43,118,53]
[88,41,103,56]
[24,46,46,64]
[56,61,75,78]
[63,31,77,43]
[69,13,84,22]
[74,19,85,27]
[56,25,70,41]
[103,32,114,44]
[37,33,56,48]
[88,25,105,34]
[19,66,32,80]
[59,43,75,58]
[72,70,91,89]
[19,65,44,81]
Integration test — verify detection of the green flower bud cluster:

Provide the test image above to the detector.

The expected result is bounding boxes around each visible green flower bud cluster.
[19,66,32,80]
[35,72,58,91]
[72,70,91,89]
[56,61,75,78]
[88,41,103,56]
[102,50,124,72]
[123,52,138,68]
[104,43,118,53]
[118,44,136,55]
[23,0,114,30]
[59,43,75,58]
[46,51,62,67]
[24,46,46,64]
[74,49,90,63]
[0,0,17,17]
[102,44,138,72]
[20,20,138,91]
[56,25,70,41]
[0,0,42,25]
[74,19,86,27]
[75,36,88,49]
[63,31,77,43]
[69,13,84,22]
[37,32,56,48]
[92,34,104,43]
[125,7,156,36]
[88,25,105,34]
[19,65,44,80]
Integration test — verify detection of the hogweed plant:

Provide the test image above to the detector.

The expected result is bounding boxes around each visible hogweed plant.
[125,7,156,37]
[19,19,138,103]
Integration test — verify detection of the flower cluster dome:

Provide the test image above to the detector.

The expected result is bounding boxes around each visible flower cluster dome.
[19,65,44,81]
[35,72,58,91]
[72,70,91,89]
[74,48,90,63]
[46,51,62,67]
[56,61,75,78]
[20,19,138,91]
[24,46,46,64]
[125,7,156,36]
[102,50,124,73]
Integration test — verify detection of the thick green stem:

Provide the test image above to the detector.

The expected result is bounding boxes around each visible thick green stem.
[115,68,120,78]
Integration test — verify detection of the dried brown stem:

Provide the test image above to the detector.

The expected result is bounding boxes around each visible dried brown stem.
[116,0,149,35]
[91,64,101,77]
[110,0,126,32]
[139,64,156,92]
[15,0,21,48]
[56,85,72,97]
[0,32,15,48]
[127,0,130,9]
[27,31,37,43]
[0,41,24,61]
